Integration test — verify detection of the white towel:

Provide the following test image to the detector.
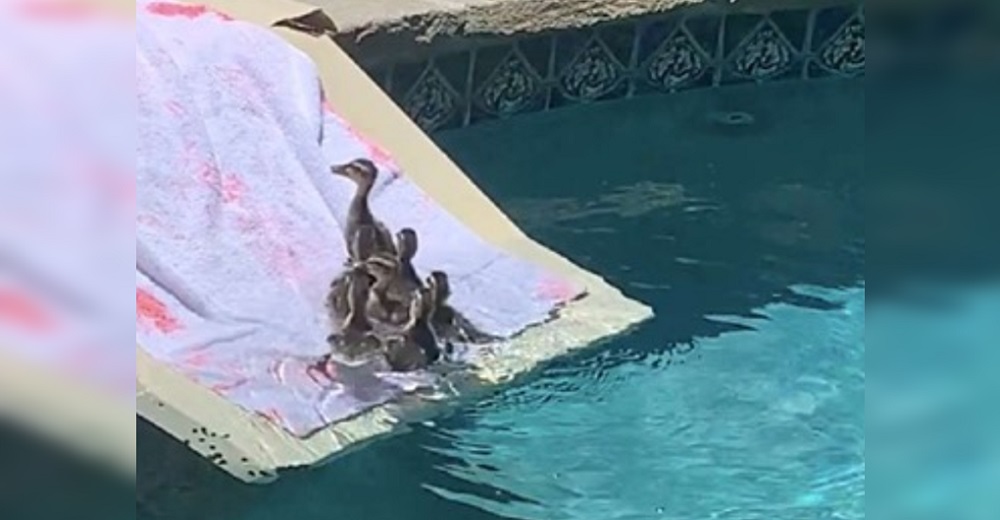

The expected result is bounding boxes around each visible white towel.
[135,2,583,437]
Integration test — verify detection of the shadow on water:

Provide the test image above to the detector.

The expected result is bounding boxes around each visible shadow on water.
[138,416,532,520]
[442,79,866,361]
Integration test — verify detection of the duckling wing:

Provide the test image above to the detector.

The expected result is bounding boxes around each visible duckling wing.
[329,331,383,366]
[411,324,441,364]
[347,225,378,261]
[385,338,427,372]
[347,222,396,261]
[365,291,403,325]
[326,274,351,323]
[372,221,398,256]
[430,306,471,343]
[399,262,422,288]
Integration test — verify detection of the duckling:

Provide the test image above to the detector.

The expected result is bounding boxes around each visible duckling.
[412,287,443,364]
[384,289,441,372]
[425,270,499,345]
[361,230,423,317]
[326,267,383,364]
[394,228,423,290]
[376,227,425,309]
[327,226,378,320]
[331,158,397,262]
[362,254,413,327]
[327,273,352,327]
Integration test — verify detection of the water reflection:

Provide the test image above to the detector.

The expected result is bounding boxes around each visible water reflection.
[505,181,694,229]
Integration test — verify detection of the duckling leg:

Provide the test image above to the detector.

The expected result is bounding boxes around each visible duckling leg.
[453,313,499,344]
[306,356,336,384]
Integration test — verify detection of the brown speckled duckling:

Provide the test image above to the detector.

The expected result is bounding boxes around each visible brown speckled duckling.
[326,268,383,364]
[331,158,396,263]
[380,227,423,305]
[362,253,415,327]
[327,226,378,322]
[359,229,422,323]
[384,289,441,372]
[394,228,422,289]
[426,270,499,345]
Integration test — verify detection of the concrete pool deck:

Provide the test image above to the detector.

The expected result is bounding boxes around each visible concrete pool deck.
[307,0,699,40]
[298,0,864,100]
[305,0,851,41]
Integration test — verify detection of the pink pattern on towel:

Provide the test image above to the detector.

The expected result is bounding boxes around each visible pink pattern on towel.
[145,2,233,21]
[272,356,339,391]
[196,161,245,205]
[210,377,249,393]
[182,350,212,368]
[233,205,310,282]
[535,276,581,302]
[164,99,185,117]
[138,214,186,241]
[136,288,182,334]
[213,65,265,117]
[259,407,286,426]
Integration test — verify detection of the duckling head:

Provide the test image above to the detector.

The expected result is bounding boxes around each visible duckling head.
[331,158,378,187]
[396,228,418,261]
[427,270,451,302]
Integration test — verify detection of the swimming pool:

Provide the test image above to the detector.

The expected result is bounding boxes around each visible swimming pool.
[132,74,865,519]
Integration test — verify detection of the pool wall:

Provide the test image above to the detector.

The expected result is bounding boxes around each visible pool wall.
[335,1,864,132]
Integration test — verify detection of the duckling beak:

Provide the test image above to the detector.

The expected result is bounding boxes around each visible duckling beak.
[330,164,350,177]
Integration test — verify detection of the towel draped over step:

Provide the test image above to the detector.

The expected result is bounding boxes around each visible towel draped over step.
[136,2,583,437]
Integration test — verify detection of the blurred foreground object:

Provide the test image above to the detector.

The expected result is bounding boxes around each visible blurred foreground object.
[0,417,133,520]
[0,0,134,482]
[868,1,1000,520]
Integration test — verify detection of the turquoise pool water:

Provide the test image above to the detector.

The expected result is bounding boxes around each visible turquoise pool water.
[424,79,865,520]
[130,78,868,519]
